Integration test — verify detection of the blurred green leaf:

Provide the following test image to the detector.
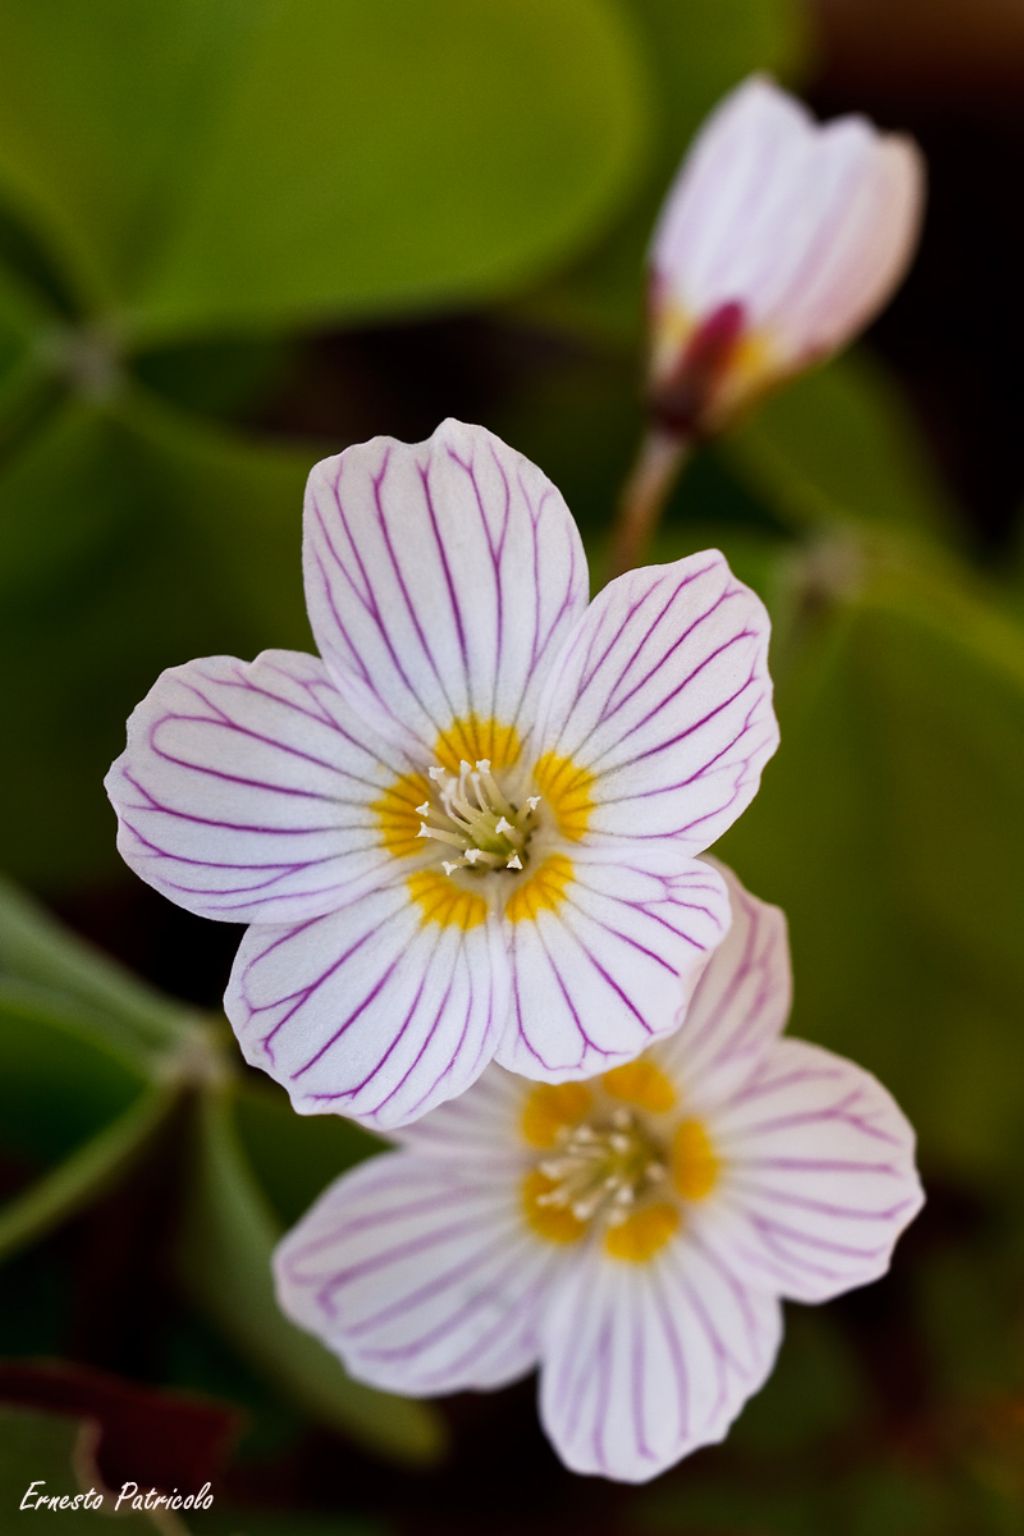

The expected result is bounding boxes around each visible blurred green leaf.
[719,540,1024,1185]
[234,1084,380,1231]
[178,1089,445,1467]
[731,1308,868,1458]
[0,392,312,887]
[0,1406,188,1531]
[0,257,48,365]
[0,0,649,340]
[0,983,177,1260]
[920,1240,1024,1402]
[725,352,959,538]
[0,258,62,456]
[0,877,188,1049]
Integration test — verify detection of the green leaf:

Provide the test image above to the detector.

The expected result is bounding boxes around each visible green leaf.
[0,391,312,887]
[719,540,1024,1186]
[0,0,649,339]
[0,877,188,1049]
[725,351,959,538]
[178,1088,446,1466]
[0,1406,189,1531]
[728,1308,868,1457]
[233,1083,380,1230]
[0,984,178,1259]
[0,1083,175,1263]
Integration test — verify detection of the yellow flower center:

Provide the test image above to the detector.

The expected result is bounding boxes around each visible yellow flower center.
[521,1068,720,1264]
[416,755,542,876]
[372,716,595,930]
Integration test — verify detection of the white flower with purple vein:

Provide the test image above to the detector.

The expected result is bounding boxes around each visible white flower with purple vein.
[274,864,924,1482]
[105,420,778,1128]
[648,75,924,434]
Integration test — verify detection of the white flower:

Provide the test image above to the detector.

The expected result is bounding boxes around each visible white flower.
[648,75,925,433]
[106,421,777,1128]
[274,863,924,1482]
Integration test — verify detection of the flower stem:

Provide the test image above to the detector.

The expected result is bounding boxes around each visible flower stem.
[607,429,691,580]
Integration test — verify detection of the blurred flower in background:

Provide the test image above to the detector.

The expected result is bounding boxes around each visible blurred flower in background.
[613,75,924,572]
[275,864,923,1482]
[649,76,923,435]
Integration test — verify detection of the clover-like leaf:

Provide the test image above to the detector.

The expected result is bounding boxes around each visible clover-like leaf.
[719,541,1024,1183]
[0,983,178,1261]
[0,0,648,339]
[177,1088,446,1466]
[0,394,312,886]
[0,877,188,1051]
[725,352,959,538]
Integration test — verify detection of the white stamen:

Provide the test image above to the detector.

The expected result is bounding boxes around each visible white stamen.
[415,802,430,816]
[529,1101,670,1235]
[495,816,514,836]
[428,765,446,781]
[464,848,482,865]
[526,795,541,812]
[507,853,523,871]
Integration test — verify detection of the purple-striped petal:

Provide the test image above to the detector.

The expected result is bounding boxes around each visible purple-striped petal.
[303,419,588,756]
[707,1038,924,1302]
[225,888,511,1130]
[496,848,730,1080]
[530,552,777,851]
[397,1062,529,1166]
[275,1151,562,1396]
[105,650,410,924]
[651,76,923,380]
[539,1233,782,1481]
[654,860,791,1110]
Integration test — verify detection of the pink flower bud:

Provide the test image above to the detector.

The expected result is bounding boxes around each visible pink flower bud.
[648,75,925,434]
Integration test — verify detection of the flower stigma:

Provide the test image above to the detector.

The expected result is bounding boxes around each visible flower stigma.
[416,758,542,876]
[536,1106,667,1226]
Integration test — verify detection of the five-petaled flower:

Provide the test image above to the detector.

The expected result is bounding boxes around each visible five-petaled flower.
[648,75,925,436]
[275,865,924,1482]
[106,420,778,1129]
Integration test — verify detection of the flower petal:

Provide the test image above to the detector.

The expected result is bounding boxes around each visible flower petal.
[275,1151,562,1396]
[225,885,510,1130]
[530,552,777,850]
[771,132,923,363]
[397,1063,531,1167]
[496,847,730,1080]
[654,860,791,1110]
[651,75,923,372]
[303,419,588,756]
[652,76,812,312]
[708,1038,924,1302]
[539,1233,782,1481]
[105,650,409,924]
